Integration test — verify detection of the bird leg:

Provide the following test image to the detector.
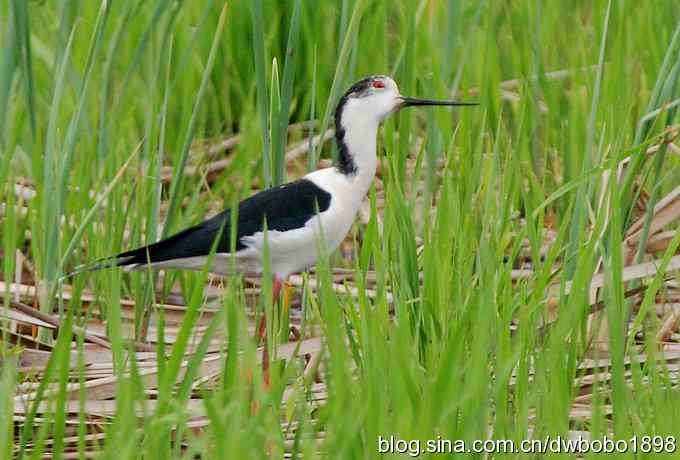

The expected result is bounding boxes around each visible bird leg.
[282,283,291,314]
[257,275,283,388]
[272,276,284,305]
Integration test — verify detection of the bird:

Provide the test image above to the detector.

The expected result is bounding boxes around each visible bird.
[74,75,475,384]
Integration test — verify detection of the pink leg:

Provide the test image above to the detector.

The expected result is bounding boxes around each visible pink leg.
[258,275,283,389]
[272,275,283,302]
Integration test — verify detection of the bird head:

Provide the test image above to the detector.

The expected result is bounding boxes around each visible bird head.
[334,75,476,126]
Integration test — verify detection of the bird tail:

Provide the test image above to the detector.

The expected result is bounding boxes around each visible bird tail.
[61,222,209,281]
[61,254,137,281]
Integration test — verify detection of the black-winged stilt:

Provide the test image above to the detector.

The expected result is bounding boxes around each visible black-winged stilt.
[76,75,475,384]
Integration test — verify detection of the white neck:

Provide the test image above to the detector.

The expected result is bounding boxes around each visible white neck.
[336,100,380,195]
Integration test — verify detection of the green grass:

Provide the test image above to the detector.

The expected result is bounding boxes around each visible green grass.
[2,0,680,458]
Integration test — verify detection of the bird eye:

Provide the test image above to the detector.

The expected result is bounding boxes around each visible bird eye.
[372,80,385,89]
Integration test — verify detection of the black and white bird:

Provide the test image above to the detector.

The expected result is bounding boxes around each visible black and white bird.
[76,75,473,381]
[81,76,472,286]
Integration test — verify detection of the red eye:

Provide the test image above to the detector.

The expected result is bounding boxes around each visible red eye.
[372,80,385,89]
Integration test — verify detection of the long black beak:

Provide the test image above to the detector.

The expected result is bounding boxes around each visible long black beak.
[398,96,478,108]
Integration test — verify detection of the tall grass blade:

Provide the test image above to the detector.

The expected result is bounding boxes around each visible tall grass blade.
[11,0,36,139]
[273,0,302,185]
[565,0,611,277]
[251,0,270,187]
[163,4,228,236]
[40,24,77,315]
[315,0,366,170]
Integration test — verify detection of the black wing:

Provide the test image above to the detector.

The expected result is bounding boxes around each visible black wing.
[113,178,331,267]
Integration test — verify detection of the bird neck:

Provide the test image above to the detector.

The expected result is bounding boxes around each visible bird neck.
[334,111,379,191]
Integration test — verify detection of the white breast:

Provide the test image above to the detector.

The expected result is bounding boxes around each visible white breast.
[238,167,369,278]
